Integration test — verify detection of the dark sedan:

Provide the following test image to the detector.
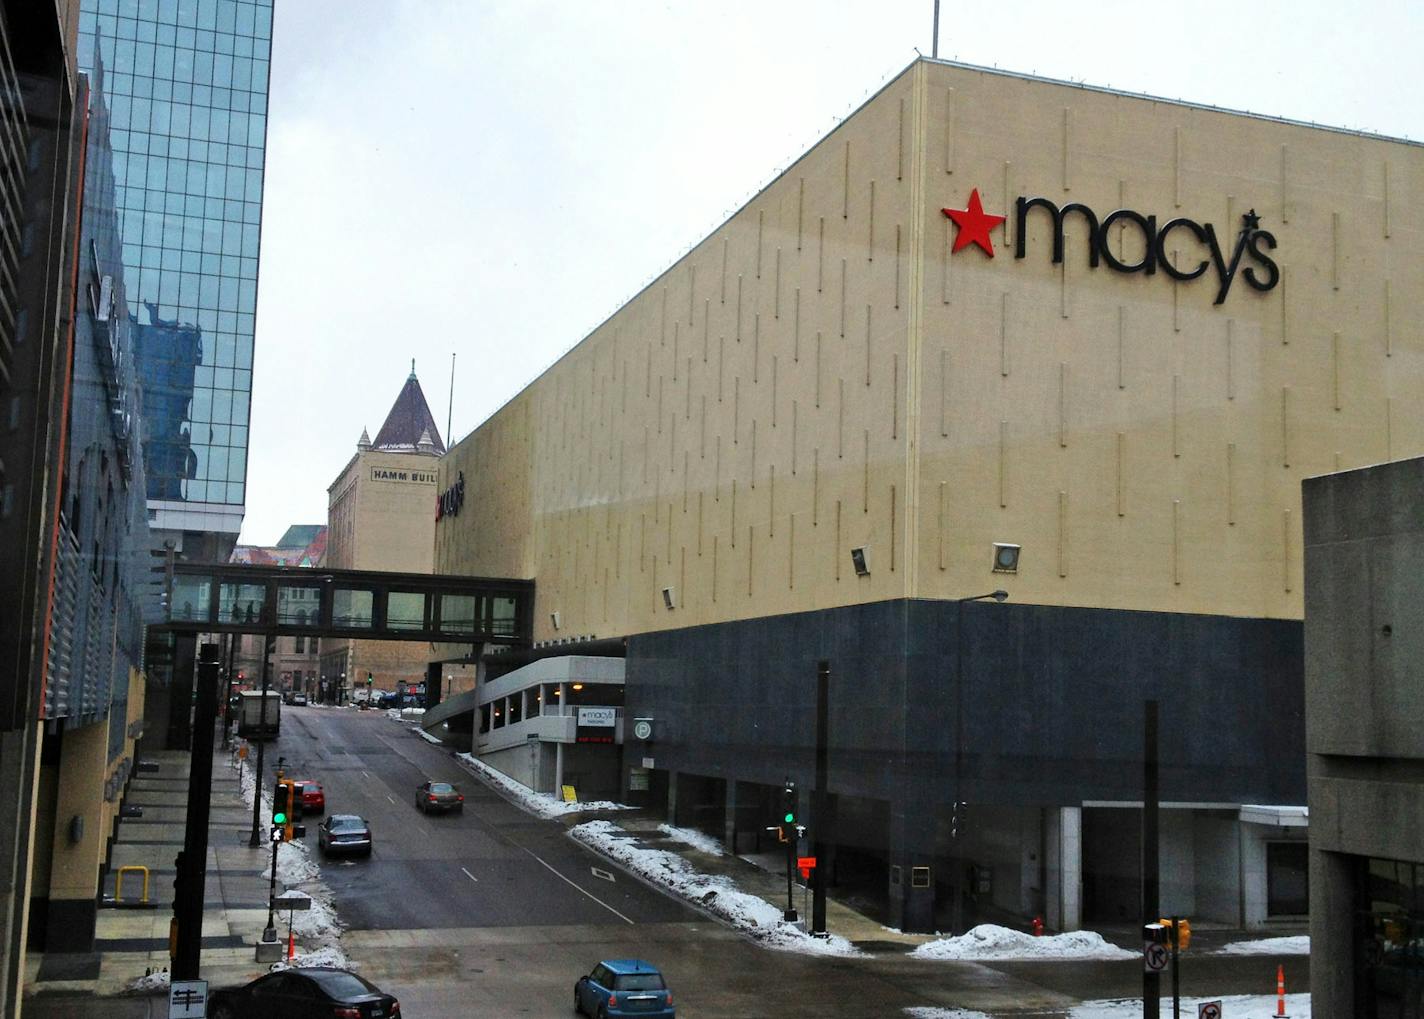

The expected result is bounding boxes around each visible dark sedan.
[415,781,463,814]
[209,967,399,1018]
[318,814,372,857]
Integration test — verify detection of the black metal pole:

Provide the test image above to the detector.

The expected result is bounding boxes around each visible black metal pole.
[784,810,797,922]
[221,633,236,749]
[265,838,278,942]
[248,633,274,848]
[1172,913,1181,1018]
[952,597,965,935]
[811,660,830,936]
[1144,699,1160,1019]
[173,642,220,980]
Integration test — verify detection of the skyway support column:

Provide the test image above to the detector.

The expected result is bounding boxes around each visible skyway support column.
[172,642,220,980]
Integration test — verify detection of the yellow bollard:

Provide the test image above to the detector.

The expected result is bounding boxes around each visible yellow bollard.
[115,865,151,904]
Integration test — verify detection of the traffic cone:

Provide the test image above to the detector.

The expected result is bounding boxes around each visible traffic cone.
[1275,963,1288,1017]
[288,929,295,960]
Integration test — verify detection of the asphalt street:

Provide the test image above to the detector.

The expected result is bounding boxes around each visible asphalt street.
[266,707,1308,1018]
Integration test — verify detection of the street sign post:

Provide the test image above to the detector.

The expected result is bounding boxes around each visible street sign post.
[1144,940,1170,973]
[169,979,208,1018]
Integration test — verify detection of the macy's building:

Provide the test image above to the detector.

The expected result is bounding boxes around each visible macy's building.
[434,58,1422,934]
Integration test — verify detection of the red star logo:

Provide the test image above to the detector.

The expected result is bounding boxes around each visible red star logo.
[942,188,1006,257]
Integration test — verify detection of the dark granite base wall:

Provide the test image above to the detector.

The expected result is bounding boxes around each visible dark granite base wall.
[627,598,1305,808]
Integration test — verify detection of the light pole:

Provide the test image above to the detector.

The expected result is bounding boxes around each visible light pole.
[952,589,1008,935]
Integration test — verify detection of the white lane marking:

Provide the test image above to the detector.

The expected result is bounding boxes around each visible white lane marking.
[386,794,395,804]
[591,867,615,883]
[523,849,634,925]
[362,771,370,779]
[461,867,479,883]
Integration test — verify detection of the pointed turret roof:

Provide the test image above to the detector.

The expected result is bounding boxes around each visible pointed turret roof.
[371,363,445,454]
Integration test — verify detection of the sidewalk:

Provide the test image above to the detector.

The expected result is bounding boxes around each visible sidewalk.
[606,813,932,952]
[25,742,298,1013]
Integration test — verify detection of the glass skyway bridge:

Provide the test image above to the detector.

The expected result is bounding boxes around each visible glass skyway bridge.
[156,560,533,646]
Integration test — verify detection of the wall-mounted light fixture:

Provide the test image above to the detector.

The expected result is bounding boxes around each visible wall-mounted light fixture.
[550,611,561,630]
[850,546,871,577]
[661,587,676,610]
[991,543,1021,574]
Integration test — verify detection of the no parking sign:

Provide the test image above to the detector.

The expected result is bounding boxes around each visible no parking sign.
[1198,1002,1222,1019]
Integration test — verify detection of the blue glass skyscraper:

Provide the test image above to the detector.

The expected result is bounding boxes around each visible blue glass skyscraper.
[76,0,272,560]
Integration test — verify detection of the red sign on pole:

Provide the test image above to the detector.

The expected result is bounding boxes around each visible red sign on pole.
[797,856,817,878]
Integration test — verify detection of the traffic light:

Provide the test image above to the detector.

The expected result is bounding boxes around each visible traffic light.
[366,673,373,686]
[781,780,797,825]
[1157,917,1192,951]
[273,780,305,842]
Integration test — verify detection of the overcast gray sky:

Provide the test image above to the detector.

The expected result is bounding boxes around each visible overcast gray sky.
[240,0,1423,545]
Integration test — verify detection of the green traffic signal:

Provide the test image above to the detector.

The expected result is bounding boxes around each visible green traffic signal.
[273,812,287,825]
[783,812,795,823]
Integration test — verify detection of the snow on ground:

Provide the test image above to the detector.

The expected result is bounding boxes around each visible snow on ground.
[232,752,347,966]
[912,924,1137,961]
[572,819,861,957]
[124,970,170,993]
[1069,993,1309,1018]
[1217,934,1310,955]
[658,823,726,856]
[417,730,444,745]
[385,708,425,722]
[904,994,1311,1019]
[455,753,634,818]
[270,945,351,971]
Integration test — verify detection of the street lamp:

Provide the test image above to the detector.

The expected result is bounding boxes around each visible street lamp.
[952,587,1008,935]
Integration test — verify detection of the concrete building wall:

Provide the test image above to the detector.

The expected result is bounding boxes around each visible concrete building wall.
[435,67,918,640]
[912,62,1423,620]
[323,447,440,696]
[1304,456,1424,1015]
[437,57,1424,642]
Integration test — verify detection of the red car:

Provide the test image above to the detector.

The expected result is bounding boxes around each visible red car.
[296,781,325,815]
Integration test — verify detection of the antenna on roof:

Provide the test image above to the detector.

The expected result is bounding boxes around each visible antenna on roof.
[446,352,456,451]
[931,0,940,59]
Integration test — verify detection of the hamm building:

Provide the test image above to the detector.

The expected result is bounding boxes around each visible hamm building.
[433,58,1422,934]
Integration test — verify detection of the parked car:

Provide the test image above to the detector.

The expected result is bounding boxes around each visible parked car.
[574,959,674,1018]
[209,967,399,1019]
[415,781,463,814]
[296,780,325,815]
[291,692,308,706]
[318,814,372,857]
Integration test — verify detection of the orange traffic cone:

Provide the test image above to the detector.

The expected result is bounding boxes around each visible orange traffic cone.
[288,929,295,960]
[1275,963,1288,1017]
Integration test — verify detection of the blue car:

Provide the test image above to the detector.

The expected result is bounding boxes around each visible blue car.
[574,959,674,1018]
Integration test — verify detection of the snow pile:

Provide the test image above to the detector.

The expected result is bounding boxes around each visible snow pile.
[455,753,634,818]
[124,970,170,993]
[1069,993,1310,1018]
[1218,934,1310,955]
[912,924,1136,961]
[234,756,347,967]
[657,823,725,856]
[572,820,861,957]
[271,945,351,971]
[903,1009,992,1019]
[417,730,443,746]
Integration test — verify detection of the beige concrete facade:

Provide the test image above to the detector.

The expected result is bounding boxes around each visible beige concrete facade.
[436,59,1422,641]
[322,449,440,696]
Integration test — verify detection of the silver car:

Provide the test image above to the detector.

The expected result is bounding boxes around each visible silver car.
[415,781,464,814]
